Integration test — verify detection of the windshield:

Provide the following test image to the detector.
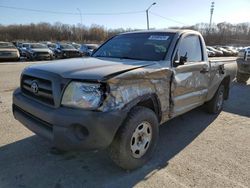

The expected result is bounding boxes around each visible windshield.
[72,43,80,49]
[0,42,15,49]
[61,44,75,49]
[92,32,174,61]
[30,43,47,49]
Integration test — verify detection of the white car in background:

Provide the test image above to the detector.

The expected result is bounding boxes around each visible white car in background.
[0,42,20,61]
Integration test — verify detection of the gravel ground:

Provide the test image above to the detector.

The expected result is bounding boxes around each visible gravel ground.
[0,61,249,188]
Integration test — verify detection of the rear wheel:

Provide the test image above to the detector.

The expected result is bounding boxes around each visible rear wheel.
[236,72,249,83]
[206,85,225,114]
[109,106,159,170]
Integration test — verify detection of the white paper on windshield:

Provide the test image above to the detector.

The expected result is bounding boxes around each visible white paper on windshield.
[148,35,169,40]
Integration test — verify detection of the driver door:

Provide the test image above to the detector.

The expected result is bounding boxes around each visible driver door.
[171,34,210,117]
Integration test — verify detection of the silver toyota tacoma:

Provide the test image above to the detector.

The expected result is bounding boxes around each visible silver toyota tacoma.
[13,30,237,170]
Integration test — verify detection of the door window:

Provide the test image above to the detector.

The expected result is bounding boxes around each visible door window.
[179,35,203,62]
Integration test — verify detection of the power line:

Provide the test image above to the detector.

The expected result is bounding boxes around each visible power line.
[0,5,77,15]
[0,5,144,16]
[149,11,186,25]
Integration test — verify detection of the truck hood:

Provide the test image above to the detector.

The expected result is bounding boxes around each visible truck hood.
[26,57,156,81]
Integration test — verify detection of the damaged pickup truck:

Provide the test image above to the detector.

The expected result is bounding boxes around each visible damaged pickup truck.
[13,30,237,170]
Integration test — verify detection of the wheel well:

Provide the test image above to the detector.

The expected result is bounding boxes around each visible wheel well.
[137,95,161,122]
[221,76,230,100]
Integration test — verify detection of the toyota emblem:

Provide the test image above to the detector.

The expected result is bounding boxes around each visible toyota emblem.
[31,81,39,94]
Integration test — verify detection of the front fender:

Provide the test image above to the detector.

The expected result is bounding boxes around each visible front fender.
[98,65,173,124]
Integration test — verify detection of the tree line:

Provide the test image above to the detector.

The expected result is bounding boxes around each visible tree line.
[0,22,128,43]
[0,22,249,46]
[175,22,250,46]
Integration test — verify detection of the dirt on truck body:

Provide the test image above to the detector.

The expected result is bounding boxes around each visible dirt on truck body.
[12,29,237,170]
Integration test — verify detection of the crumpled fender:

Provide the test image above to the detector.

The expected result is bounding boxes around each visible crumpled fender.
[98,64,173,124]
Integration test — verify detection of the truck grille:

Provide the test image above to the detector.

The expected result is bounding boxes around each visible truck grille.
[21,75,54,105]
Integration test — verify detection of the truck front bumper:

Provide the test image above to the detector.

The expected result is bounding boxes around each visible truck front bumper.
[12,88,126,151]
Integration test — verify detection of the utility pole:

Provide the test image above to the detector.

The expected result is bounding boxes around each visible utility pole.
[146,2,156,30]
[77,8,83,42]
[209,2,215,32]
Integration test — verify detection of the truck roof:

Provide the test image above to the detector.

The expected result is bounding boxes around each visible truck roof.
[119,29,200,36]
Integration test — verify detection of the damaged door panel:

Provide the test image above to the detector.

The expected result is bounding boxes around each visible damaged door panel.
[171,64,209,117]
[170,33,210,117]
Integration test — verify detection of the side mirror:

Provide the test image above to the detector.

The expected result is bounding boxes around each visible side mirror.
[244,51,248,61]
[173,51,187,67]
[180,54,187,64]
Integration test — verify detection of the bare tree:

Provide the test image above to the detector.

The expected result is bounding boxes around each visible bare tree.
[0,22,249,46]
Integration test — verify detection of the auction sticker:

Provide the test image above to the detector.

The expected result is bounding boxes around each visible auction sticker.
[148,35,169,40]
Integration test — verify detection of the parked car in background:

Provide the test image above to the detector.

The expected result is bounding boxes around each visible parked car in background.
[236,47,250,83]
[206,48,216,57]
[207,46,223,57]
[44,42,63,59]
[14,42,25,58]
[222,46,238,56]
[18,43,30,58]
[0,42,20,61]
[79,44,99,56]
[71,42,81,50]
[56,43,81,58]
[215,47,233,56]
[21,43,54,60]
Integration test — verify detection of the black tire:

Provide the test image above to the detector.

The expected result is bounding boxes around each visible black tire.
[236,72,249,83]
[26,54,33,61]
[206,85,225,114]
[109,106,159,170]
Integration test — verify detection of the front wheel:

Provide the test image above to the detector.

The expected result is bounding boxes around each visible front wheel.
[109,106,159,170]
[206,85,225,114]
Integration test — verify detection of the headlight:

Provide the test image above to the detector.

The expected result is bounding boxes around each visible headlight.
[61,82,103,109]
